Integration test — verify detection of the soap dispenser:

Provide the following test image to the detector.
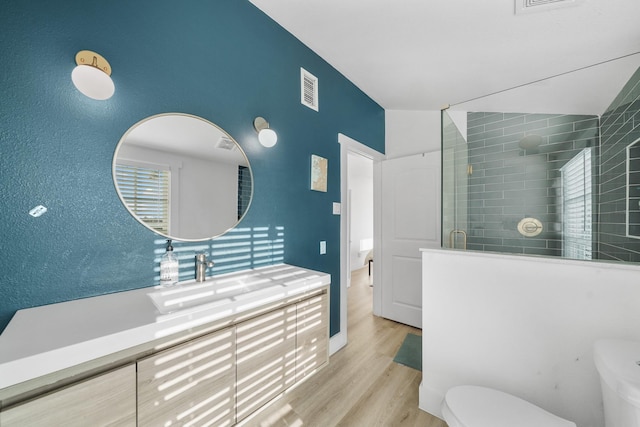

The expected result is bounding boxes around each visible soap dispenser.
[160,239,179,287]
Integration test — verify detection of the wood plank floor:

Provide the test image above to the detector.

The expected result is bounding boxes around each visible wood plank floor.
[242,267,448,427]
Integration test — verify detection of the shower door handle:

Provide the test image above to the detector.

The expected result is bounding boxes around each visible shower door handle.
[449,229,467,250]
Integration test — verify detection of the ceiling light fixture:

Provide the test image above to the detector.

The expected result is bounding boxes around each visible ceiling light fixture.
[253,117,277,148]
[71,50,115,100]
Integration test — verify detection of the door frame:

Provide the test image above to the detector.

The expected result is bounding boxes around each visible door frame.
[331,133,385,355]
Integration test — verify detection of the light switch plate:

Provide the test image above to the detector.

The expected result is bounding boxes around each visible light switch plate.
[332,202,341,215]
[320,241,326,254]
[29,205,48,218]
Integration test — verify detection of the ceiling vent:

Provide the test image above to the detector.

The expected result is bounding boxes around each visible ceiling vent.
[216,136,235,151]
[301,67,319,111]
[515,0,582,14]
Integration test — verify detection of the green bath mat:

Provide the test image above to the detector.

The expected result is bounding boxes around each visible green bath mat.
[393,333,422,371]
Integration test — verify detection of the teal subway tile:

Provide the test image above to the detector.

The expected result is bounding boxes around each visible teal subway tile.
[574,117,600,131]
[484,181,525,191]
[484,245,525,254]
[505,237,548,249]
[475,159,506,170]
[484,198,526,207]
[547,115,588,127]
[485,115,525,132]
[467,125,486,136]
[524,247,561,257]
[526,113,557,123]
[481,133,523,147]
[468,112,505,126]
[537,122,577,138]
[468,129,505,144]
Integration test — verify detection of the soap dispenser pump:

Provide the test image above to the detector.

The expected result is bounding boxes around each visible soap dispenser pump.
[160,239,179,287]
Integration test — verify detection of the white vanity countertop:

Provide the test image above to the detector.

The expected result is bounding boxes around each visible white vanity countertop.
[0,264,330,391]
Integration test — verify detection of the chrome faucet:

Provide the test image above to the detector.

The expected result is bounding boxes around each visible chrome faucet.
[195,253,215,282]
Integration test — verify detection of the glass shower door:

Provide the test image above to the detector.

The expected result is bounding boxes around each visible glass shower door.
[441,110,469,249]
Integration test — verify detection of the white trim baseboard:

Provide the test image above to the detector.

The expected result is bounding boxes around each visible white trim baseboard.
[329,331,347,355]
[418,381,445,420]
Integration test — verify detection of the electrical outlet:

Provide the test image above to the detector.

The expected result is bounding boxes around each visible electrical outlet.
[320,241,326,255]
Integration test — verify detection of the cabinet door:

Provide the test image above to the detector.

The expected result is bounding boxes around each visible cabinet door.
[236,305,297,422]
[1,364,135,427]
[137,326,235,427]
[296,291,329,382]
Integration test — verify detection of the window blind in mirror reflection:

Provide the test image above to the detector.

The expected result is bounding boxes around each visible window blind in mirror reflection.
[115,162,170,234]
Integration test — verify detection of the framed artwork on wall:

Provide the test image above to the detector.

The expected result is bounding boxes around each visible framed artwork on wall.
[311,154,328,192]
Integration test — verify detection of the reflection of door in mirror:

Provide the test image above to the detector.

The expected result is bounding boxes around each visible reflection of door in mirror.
[113,114,253,241]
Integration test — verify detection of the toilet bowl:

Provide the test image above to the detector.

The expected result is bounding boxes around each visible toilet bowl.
[594,339,640,427]
[441,385,576,427]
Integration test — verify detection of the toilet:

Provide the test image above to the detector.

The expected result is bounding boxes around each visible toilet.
[594,339,640,427]
[441,385,576,427]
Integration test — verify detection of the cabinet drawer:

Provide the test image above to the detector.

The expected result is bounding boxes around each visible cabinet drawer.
[137,327,235,427]
[236,305,297,421]
[0,364,135,427]
[296,292,329,382]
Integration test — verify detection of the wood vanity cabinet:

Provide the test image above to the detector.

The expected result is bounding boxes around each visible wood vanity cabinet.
[0,364,136,427]
[0,286,329,427]
[236,305,297,422]
[136,290,328,425]
[296,291,329,382]
[137,326,236,427]
[235,291,329,422]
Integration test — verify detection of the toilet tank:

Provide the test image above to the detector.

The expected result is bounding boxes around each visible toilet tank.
[594,339,640,427]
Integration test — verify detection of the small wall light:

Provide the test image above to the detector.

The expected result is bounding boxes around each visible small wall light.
[71,50,115,100]
[253,117,278,148]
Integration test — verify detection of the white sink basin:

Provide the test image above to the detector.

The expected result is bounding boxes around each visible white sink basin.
[147,264,330,314]
[148,277,285,314]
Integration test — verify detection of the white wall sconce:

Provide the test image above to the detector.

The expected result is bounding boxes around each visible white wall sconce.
[71,50,115,100]
[253,117,277,148]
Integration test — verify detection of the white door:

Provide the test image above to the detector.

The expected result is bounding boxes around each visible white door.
[380,151,440,328]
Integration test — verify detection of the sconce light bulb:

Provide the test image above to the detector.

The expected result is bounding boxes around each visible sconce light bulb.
[258,128,278,148]
[72,51,115,101]
[72,64,115,100]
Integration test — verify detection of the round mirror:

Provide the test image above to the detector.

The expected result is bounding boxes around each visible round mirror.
[113,113,253,241]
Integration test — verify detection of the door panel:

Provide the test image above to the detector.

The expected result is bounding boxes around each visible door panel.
[381,152,440,328]
[391,256,422,309]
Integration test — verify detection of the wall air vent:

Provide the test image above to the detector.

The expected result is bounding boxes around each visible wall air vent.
[515,0,582,14]
[216,136,235,151]
[301,67,319,111]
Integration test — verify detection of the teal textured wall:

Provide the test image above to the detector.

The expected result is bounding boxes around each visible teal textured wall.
[0,0,384,334]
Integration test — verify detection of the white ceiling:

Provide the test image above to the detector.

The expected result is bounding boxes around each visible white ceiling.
[123,115,248,165]
[249,0,640,115]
